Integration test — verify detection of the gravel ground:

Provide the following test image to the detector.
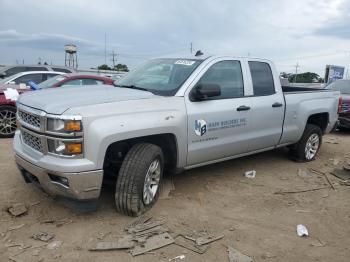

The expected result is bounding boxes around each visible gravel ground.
[0,131,349,262]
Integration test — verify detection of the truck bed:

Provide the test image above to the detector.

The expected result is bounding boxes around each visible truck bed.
[282,86,325,92]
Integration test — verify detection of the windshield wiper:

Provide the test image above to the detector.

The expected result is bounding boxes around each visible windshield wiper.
[116,84,149,92]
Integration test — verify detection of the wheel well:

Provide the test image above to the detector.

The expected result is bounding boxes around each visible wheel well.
[103,134,178,179]
[307,113,328,133]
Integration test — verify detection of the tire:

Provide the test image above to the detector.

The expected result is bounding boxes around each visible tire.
[0,106,17,138]
[115,143,164,216]
[290,124,322,162]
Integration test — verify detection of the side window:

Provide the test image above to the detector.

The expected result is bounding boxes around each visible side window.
[14,74,43,84]
[249,61,275,96]
[197,60,244,99]
[26,67,47,71]
[82,79,104,85]
[5,66,26,76]
[52,68,72,73]
[61,79,82,86]
[43,73,59,81]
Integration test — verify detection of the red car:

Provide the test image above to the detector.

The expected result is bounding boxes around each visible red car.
[0,74,115,138]
[37,73,115,89]
[327,80,350,130]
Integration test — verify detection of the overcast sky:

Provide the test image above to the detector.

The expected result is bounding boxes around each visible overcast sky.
[1,0,350,75]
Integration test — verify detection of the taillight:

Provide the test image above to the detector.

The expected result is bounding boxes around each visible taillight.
[337,97,343,114]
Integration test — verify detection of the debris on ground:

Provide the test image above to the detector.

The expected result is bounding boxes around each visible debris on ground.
[297,169,312,178]
[32,232,55,242]
[130,232,174,256]
[330,167,350,181]
[244,170,256,179]
[274,186,329,195]
[309,169,335,190]
[227,246,253,262]
[169,254,185,261]
[89,237,135,251]
[124,215,153,231]
[296,224,309,237]
[7,224,25,232]
[96,231,112,240]
[160,177,175,199]
[174,235,209,254]
[193,233,224,246]
[7,203,27,217]
[47,240,63,250]
[40,218,73,227]
[126,219,165,234]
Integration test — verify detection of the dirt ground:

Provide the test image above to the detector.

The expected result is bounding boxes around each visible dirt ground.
[0,131,349,262]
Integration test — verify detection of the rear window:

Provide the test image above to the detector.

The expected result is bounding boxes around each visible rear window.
[249,61,275,96]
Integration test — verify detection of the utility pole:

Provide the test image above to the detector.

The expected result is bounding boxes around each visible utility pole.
[104,33,107,65]
[111,50,117,69]
[190,42,193,54]
[294,62,300,83]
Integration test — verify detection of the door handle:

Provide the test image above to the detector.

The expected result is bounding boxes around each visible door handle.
[237,105,251,111]
[272,102,283,108]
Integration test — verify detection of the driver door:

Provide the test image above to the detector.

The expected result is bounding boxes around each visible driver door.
[185,59,253,166]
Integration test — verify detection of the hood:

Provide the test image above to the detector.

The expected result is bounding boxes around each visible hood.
[17,85,156,115]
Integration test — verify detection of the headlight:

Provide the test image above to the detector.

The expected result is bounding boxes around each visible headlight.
[47,118,82,133]
[48,140,83,156]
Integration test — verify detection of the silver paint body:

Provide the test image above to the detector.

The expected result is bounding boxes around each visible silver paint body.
[13,56,340,199]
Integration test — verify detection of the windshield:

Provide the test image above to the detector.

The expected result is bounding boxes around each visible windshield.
[328,80,350,94]
[38,75,67,89]
[117,58,203,95]
[0,74,16,84]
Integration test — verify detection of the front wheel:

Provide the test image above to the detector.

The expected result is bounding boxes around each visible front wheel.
[290,124,322,162]
[115,143,164,216]
[0,106,17,138]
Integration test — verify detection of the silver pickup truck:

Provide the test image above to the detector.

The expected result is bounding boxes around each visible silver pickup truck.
[14,56,341,216]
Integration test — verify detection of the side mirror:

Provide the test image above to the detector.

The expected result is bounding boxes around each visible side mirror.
[191,83,221,101]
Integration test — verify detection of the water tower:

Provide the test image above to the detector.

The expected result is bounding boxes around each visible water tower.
[64,44,78,68]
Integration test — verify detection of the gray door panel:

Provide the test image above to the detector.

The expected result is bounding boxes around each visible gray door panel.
[186,98,252,165]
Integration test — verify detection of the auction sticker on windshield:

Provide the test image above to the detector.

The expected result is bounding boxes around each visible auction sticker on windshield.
[175,60,196,66]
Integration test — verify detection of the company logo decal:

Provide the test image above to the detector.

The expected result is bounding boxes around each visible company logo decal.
[194,119,207,136]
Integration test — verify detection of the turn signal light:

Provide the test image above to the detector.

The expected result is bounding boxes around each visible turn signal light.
[66,143,82,154]
[64,120,81,131]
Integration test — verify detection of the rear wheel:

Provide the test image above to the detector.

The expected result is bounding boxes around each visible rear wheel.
[290,124,322,162]
[115,143,164,216]
[0,106,17,138]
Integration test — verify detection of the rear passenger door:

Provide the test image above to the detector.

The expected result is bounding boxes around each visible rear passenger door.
[246,61,285,151]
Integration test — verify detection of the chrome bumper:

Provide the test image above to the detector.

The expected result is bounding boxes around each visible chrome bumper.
[15,155,103,200]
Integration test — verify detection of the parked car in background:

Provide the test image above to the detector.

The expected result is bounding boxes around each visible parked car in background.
[0,65,75,79]
[0,71,66,86]
[326,79,350,129]
[0,86,30,138]
[36,74,115,89]
[0,73,114,138]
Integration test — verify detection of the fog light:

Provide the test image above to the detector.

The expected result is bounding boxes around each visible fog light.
[48,173,69,187]
[66,143,82,154]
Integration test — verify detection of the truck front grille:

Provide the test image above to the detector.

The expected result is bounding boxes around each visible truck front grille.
[18,110,41,129]
[22,130,43,153]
